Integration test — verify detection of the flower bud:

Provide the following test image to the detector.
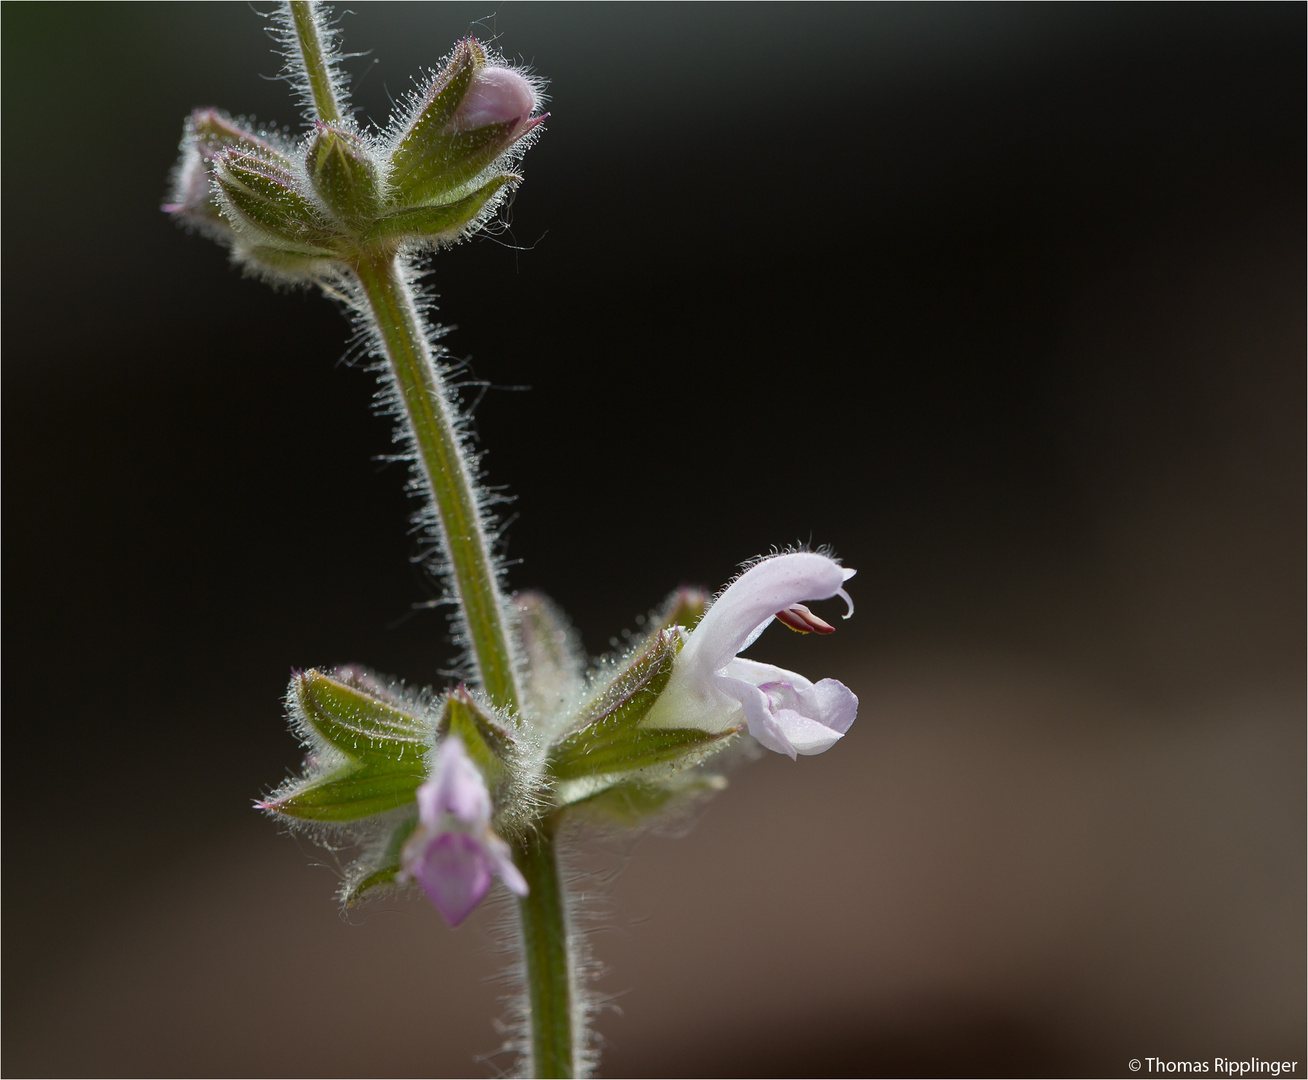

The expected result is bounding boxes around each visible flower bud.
[453,66,539,132]
[389,39,543,207]
[164,110,290,236]
[214,149,337,253]
[164,145,228,230]
[305,121,382,225]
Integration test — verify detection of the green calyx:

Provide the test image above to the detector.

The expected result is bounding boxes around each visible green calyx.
[188,109,288,164]
[215,151,337,253]
[342,815,419,905]
[391,121,523,207]
[306,123,382,225]
[361,174,516,246]
[293,668,428,765]
[435,686,517,791]
[566,774,728,826]
[389,39,484,191]
[549,629,740,787]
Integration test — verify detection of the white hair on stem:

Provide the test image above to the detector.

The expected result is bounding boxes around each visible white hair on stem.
[332,257,526,710]
[484,826,601,1079]
[268,1,350,125]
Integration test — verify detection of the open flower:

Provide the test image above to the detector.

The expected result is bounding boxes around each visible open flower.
[644,552,858,759]
[400,735,527,925]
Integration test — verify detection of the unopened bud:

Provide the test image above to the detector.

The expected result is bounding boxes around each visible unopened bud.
[214,149,336,252]
[163,145,227,228]
[164,110,290,233]
[389,39,543,207]
[306,122,382,225]
[453,66,538,132]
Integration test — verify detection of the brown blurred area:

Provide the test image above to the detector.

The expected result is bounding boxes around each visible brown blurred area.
[4,3,1303,1077]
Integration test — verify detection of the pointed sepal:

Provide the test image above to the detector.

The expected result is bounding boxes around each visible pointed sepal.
[291,668,428,767]
[187,108,293,167]
[360,174,516,247]
[258,668,432,823]
[434,686,517,791]
[258,760,425,822]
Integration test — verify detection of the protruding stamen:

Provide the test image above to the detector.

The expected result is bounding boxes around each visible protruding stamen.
[774,603,836,635]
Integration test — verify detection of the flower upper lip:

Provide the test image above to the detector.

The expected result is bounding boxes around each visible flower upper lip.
[679,552,855,680]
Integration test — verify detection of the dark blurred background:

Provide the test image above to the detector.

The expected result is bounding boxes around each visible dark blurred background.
[4,3,1304,1077]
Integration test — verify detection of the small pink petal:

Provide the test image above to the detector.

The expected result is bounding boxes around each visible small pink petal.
[417,735,491,828]
[455,66,537,130]
[412,832,492,927]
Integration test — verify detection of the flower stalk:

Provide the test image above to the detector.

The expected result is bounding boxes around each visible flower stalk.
[513,820,577,1078]
[287,0,343,124]
[351,253,519,714]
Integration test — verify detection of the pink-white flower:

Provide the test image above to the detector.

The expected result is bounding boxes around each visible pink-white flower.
[400,735,527,925]
[644,552,858,759]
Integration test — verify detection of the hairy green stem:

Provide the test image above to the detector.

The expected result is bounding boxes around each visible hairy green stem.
[353,253,520,714]
[514,820,576,1078]
[288,0,342,123]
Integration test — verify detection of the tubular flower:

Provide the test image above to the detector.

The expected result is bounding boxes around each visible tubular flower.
[644,552,858,759]
[400,735,527,925]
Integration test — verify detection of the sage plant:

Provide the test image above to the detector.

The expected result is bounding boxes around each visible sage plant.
[167,4,859,1076]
